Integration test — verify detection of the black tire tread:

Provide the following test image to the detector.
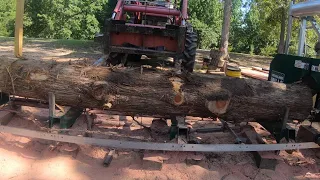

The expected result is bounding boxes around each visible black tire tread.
[182,25,198,73]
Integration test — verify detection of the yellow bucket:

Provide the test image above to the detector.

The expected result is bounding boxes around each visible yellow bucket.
[225,66,241,78]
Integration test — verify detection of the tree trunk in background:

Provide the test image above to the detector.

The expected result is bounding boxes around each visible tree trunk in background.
[220,0,232,55]
[277,7,286,54]
[208,0,232,71]
[0,57,313,123]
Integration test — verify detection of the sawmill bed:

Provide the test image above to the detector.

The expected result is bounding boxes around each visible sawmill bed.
[0,104,319,153]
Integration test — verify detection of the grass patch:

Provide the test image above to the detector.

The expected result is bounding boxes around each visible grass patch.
[0,36,14,43]
[47,39,96,49]
[0,36,100,52]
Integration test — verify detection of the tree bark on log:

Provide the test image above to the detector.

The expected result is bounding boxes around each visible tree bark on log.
[0,57,313,123]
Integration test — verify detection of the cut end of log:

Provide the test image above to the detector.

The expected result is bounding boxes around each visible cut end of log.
[173,92,184,106]
[205,99,230,115]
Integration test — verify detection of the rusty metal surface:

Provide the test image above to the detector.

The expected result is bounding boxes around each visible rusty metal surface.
[109,21,179,37]
[104,19,185,55]
[110,46,176,56]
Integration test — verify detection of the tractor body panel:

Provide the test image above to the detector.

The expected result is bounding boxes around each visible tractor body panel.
[104,19,185,56]
[104,0,189,58]
[102,0,197,72]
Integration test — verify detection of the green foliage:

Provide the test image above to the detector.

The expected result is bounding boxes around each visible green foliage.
[230,0,305,56]
[24,0,107,40]
[188,0,223,49]
[190,18,219,49]
[0,0,16,36]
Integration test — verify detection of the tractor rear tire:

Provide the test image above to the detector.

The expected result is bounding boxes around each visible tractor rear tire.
[182,28,198,73]
[107,53,124,66]
[128,54,142,62]
[106,53,141,66]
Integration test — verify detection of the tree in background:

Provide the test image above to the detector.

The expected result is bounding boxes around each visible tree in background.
[220,0,232,56]
[231,0,291,56]
[96,0,117,31]
[255,0,289,54]
[229,0,243,52]
[24,0,107,40]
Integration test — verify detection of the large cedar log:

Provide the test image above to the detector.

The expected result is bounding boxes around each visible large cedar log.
[0,57,313,122]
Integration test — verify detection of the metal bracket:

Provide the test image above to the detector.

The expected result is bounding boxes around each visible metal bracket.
[48,92,56,128]
[170,116,189,142]
[48,92,82,129]
[221,119,244,144]
[258,107,295,143]
[279,107,296,142]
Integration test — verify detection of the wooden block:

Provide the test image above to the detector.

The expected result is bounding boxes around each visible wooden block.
[0,111,15,125]
[185,153,205,165]
[142,152,167,170]
[242,126,279,170]
[297,125,319,142]
[20,106,68,121]
[142,157,163,170]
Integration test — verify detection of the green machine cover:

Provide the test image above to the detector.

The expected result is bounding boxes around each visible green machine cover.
[269,54,320,91]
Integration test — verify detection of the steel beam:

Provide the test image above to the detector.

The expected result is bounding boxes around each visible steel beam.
[298,18,307,56]
[123,5,180,16]
[48,92,55,128]
[110,46,176,56]
[291,1,320,17]
[310,19,320,39]
[0,125,319,152]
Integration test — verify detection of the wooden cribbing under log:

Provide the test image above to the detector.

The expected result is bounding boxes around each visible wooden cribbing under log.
[0,57,313,123]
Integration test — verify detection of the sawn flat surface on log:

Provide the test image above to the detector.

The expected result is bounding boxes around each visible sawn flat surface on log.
[0,57,313,122]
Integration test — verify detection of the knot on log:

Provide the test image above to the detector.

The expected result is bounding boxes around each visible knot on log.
[91,81,113,102]
[29,73,49,81]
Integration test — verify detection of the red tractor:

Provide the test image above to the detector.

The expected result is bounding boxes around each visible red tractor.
[102,0,198,73]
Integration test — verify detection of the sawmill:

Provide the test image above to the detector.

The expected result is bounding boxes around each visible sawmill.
[1,0,320,169]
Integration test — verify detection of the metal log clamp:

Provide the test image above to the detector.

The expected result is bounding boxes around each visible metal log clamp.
[221,119,245,144]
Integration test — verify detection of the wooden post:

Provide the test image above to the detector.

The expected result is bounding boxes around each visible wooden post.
[14,0,25,58]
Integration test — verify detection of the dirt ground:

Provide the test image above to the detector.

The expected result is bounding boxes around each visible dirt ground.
[0,37,319,180]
